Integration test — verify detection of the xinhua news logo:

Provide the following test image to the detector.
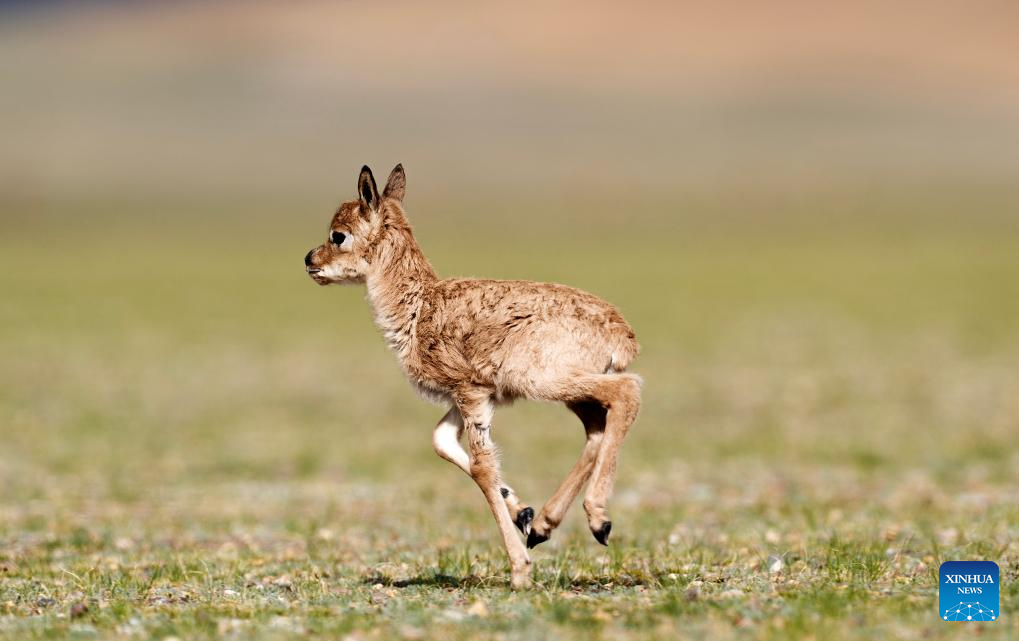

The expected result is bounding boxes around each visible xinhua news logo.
[939,561,999,622]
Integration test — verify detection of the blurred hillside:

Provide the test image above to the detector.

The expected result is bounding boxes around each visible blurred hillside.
[2,0,1019,218]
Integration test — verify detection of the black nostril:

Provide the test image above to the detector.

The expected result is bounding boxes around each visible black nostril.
[304,249,315,266]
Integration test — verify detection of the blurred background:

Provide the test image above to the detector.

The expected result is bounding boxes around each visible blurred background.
[1,0,1018,586]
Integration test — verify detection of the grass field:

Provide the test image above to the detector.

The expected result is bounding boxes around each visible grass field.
[1,185,1018,640]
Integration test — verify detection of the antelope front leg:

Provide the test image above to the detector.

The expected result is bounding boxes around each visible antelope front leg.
[432,407,534,535]
[456,393,532,589]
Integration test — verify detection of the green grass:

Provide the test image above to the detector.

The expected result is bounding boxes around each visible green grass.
[1,191,1018,639]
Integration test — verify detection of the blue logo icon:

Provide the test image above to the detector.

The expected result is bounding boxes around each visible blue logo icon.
[939,561,999,622]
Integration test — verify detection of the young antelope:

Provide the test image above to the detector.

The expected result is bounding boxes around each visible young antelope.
[304,165,641,589]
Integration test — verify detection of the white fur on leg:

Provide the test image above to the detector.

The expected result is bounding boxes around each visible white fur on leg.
[432,407,470,474]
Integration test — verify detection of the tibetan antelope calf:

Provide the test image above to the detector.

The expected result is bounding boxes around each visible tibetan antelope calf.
[304,165,641,588]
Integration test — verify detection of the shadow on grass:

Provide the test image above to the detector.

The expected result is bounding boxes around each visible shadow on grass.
[554,575,658,589]
[364,572,664,590]
[362,573,491,589]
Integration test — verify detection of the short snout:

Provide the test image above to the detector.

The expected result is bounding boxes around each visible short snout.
[304,248,322,274]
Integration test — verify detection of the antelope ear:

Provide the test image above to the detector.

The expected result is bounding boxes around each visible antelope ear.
[382,163,406,202]
[357,165,380,214]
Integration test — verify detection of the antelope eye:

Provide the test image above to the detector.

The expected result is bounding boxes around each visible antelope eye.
[330,231,346,245]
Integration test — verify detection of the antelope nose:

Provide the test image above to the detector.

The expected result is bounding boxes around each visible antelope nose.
[304,249,315,267]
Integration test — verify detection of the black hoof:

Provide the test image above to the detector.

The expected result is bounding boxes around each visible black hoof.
[514,506,534,534]
[526,529,549,549]
[592,521,612,546]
